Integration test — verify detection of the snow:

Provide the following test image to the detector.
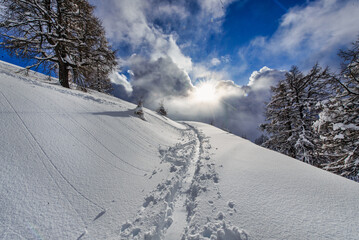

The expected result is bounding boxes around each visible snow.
[1,60,359,240]
[333,123,359,131]
[187,122,359,239]
[334,133,345,140]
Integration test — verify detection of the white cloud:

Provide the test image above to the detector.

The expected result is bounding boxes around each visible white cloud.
[250,0,359,67]
[152,35,193,73]
[155,4,189,19]
[199,0,235,19]
[127,70,134,76]
[248,66,285,90]
[191,64,230,83]
[279,0,359,52]
[110,72,133,94]
[220,55,231,63]
[211,58,221,66]
[237,48,249,73]
[112,62,284,140]
[92,0,151,47]
[89,0,286,140]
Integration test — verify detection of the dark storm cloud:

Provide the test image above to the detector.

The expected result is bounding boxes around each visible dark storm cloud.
[128,56,194,104]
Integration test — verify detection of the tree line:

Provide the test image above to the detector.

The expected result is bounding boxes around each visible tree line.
[0,0,116,91]
[261,38,359,181]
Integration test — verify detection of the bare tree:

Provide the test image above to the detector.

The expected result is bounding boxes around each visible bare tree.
[337,39,359,96]
[314,39,359,179]
[0,0,116,89]
[261,64,332,165]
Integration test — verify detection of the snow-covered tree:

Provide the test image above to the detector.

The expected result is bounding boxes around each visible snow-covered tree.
[314,40,359,179]
[261,81,296,157]
[314,98,359,178]
[262,64,331,165]
[134,99,145,120]
[0,0,116,89]
[157,101,167,116]
[337,39,359,97]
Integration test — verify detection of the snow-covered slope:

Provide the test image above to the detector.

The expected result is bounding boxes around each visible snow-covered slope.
[1,60,358,240]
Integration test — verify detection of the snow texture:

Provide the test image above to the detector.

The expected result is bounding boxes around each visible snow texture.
[1,60,359,239]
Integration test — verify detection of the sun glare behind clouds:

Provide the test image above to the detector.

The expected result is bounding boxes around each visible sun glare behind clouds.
[192,81,220,104]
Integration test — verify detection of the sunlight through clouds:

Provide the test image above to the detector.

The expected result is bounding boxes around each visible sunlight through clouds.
[192,81,220,104]
[93,0,358,140]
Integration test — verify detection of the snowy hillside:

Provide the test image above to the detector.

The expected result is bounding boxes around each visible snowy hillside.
[1,60,359,240]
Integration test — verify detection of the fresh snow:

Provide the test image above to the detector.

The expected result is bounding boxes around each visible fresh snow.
[333,123,359,131]
[333,133,345,140]
[1,60,359,240]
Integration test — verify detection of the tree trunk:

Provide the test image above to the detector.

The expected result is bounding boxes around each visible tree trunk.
[59,63,69,88]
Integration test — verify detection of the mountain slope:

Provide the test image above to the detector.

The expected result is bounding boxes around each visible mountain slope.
[0,60,358,240]
[0,61,186,239]
[185,122,359,239]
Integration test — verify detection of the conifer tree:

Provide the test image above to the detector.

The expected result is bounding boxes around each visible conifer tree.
[262,65,331,165]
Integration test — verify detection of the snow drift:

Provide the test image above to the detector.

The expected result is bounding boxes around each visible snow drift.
[0,60,358,240]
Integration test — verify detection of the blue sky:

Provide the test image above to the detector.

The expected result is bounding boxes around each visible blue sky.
[87,0,359,85]
[198,0,310,81]
[92,0,359,140]
[1,0,357,84]
[1,0,359,140]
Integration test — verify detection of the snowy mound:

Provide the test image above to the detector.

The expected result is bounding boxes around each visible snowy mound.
[1,60,358,240]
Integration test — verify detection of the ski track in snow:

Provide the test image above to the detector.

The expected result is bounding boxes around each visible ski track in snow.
[0,89,107,238]
[0,89,105,210]
[0,63,189,239]
[0,80,153,239]
[4,84,150,176]
[0,72,153,238]
[3,61,358,239]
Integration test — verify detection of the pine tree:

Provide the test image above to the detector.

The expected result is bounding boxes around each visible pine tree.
[0,0,116,89]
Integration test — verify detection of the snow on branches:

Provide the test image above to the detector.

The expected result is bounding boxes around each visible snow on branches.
[261,64,332,166]
[0,0,116,90]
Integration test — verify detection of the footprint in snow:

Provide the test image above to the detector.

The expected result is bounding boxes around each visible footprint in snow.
[228,201,235,209]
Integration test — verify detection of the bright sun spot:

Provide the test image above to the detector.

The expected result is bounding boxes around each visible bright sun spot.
[193,81,219,104]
